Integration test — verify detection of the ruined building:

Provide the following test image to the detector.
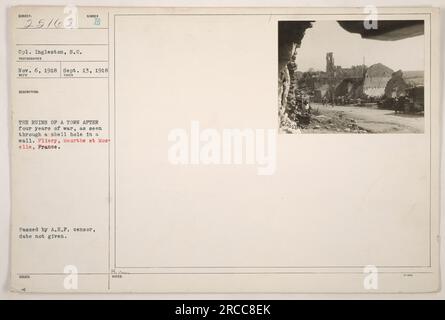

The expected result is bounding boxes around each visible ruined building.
[278,20,425,130]
[278,21,313,111]
[385,70,424,98]
[325,52,336,102]
[384,70,424,111]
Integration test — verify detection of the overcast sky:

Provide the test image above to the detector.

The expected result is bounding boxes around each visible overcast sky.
[296,20,424,72]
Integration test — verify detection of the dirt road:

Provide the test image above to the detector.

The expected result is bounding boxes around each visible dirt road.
[304,103,424,133]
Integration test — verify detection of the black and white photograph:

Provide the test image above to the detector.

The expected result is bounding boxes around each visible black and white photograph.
[278,20,425,134]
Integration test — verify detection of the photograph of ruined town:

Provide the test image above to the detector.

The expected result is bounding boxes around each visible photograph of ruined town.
[278,20,425,133]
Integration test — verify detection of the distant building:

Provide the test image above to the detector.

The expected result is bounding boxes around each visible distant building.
[363,63,394,98]
[335,78,364,99]
[326,52,335,75]
[384,70,424,112]
[297,52,423,104]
